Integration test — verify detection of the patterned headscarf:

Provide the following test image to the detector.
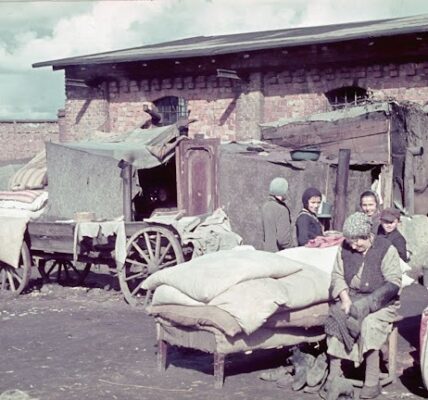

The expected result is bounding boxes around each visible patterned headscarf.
[342,212,372,238]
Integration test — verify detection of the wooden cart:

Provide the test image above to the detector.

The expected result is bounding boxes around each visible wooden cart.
[0,136,220,305]
[0,220,186,306]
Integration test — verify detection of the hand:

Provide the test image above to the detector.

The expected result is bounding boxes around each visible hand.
[341,298,352,314]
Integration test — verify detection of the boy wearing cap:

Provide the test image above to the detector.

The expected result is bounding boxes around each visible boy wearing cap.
[377,208,408,262]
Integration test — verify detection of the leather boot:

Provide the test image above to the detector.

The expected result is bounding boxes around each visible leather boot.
[307,353,328,387]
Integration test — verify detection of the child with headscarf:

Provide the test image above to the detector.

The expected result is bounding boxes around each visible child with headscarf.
[359,190,381,234]
[295,187,324,246]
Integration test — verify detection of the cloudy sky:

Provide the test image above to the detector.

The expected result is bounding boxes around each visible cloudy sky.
[2,0,428,120]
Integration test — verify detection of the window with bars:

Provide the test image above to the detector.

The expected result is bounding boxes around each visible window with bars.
[153,96,188,126]
[325,86,368,109]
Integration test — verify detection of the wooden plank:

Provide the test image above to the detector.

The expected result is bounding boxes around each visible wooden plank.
[30,237,74,253]
[262,114,388,141]
[333,149,351,231]
[28,222,75,237]
[404,149,415,214]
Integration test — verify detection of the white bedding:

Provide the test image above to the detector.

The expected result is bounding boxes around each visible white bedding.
[144,247,332,334]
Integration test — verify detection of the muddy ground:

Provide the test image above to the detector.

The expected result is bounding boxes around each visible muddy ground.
[1,269,428,400]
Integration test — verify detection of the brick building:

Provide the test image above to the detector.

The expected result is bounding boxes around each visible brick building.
[34,14,428,143]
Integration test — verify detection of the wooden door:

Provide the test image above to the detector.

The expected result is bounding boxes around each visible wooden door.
[176,138,219,216]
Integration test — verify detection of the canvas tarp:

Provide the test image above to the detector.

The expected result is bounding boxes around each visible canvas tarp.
[61,125,182,169]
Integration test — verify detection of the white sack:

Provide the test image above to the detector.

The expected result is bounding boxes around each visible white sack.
[209,278,289,335]
[142,248,302,303]
[276,265,332,309]
[278,245,339,274]
[151,285,205,307]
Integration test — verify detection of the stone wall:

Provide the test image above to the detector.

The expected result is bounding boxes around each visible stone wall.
[0,120,59,162]
[62,59,428,142]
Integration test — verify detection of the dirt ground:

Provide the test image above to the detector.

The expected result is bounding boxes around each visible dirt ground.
[1,269,428,400]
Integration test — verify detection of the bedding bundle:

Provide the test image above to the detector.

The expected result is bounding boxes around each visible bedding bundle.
[143,247,334,335]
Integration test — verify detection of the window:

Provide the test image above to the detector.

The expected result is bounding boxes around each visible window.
[153,96,188,126]
[325,86,368,109]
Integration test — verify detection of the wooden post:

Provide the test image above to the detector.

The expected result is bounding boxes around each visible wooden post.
[119,160,133,222]
[380,164,394,208]
[333,149,351,231]
[404,149,415,215]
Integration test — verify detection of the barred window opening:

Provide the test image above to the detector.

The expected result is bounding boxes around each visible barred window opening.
[325,86,368,109]
[153,96,188,126]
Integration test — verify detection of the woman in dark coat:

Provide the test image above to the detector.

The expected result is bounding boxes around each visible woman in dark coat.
[295,187,323,246]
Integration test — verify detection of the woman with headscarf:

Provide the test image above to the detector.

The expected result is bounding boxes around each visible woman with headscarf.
[359,190,381,234]
[322,212,401,399]
[295,187,324,246]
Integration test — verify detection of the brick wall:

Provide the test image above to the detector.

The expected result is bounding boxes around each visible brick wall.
[0,120,59,162]
[62,58,428,142]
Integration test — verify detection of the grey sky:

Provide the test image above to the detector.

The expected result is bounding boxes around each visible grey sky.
[1,0,428,120]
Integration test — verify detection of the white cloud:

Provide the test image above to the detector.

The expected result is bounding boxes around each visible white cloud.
[1,0,428,119]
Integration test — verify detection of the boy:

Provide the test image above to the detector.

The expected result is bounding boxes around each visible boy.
[377,207,408,261]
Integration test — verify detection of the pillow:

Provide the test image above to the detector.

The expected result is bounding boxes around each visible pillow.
[9,150,47,191]
[0,190,48,211]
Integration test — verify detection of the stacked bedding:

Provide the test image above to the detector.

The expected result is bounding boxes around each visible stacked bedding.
[144,247,333,336]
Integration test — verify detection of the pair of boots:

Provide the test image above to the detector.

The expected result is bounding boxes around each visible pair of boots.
[289,348,328,391]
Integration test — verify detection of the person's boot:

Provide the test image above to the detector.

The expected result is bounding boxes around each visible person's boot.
[259,365,292,381]
[307,353,328,387]
[360,383,381,399]
[276,372,294,388]
[292,364,308,391]
[304,369,328,393]
[326,376,354,400]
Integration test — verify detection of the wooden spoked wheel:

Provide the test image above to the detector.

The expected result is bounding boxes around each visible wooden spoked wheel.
[118,225,184,306]
[0,241,32,295]
[38,260,91,286]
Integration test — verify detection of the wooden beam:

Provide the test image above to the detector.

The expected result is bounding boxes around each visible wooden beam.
[404,149,415,215]
[333,149,351,231]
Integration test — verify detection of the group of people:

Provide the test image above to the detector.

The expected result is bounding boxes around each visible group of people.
[261,177,408,399]
[261,177,324,252]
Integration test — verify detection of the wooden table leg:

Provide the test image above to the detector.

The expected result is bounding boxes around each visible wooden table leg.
[157,339,168,372]
[388,325,398,383]
[214,353,225,389]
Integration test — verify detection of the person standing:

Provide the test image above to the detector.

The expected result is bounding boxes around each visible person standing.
[295,187,324,246]
[262,177,292,252]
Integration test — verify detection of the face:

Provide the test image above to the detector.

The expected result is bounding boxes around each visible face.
[381,218,399,233]
[360,195,378,217]
[307,196,321,214]
[346,237,372,253]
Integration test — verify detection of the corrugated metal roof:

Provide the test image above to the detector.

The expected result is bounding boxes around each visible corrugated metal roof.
[33,14,428,69]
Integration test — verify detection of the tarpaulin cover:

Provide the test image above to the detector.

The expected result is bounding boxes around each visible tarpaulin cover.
[60,125,179,169]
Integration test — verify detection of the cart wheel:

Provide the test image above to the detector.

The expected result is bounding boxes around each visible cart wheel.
[38,260,91,286]
[0,241,32,296]
[118,225,184,306]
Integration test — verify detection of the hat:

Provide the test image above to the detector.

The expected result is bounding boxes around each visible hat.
[342,212,372,238]
[269,177,289,197]
[302,187,322,208]
[380,207,400,222]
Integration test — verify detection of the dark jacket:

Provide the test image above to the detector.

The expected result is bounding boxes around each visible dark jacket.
[262,196,292,252]
[341,236,391,293]
[377,227,408,262]
[295,209,323,246]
